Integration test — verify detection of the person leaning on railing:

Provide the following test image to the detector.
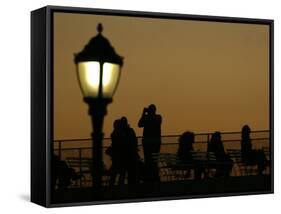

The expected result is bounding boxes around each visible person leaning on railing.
[207,132,233,177]
[177,131,204,179]
[241,125,267,175]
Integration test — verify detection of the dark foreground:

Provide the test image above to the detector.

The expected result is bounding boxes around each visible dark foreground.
[52,175,272,206]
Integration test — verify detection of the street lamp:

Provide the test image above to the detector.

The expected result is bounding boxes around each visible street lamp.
[74,23,123,190]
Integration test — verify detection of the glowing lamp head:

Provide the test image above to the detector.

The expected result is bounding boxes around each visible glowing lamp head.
[74,23,123,99]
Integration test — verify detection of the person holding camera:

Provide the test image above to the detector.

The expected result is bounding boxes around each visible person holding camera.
[138,104,162,182]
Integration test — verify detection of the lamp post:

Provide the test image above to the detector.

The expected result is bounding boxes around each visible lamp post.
[74,23,123,190]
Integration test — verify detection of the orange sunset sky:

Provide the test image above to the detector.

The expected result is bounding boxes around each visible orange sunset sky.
[53,12,270,140]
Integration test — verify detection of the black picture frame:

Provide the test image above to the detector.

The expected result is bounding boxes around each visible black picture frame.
[31,5,274,207]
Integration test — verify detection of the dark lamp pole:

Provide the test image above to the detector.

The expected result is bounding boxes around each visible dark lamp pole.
[74,23,124,190]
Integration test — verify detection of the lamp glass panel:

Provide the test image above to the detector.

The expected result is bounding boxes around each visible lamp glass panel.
[102,62,121,98]
[77,61,100,97]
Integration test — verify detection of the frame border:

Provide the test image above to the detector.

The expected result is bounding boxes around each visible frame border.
[34,5,274,207]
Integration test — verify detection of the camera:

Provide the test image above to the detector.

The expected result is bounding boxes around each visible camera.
[144,107,149,113]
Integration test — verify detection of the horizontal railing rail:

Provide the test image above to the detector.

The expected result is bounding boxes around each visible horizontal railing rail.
[53,130,269,143]
[52,130,270,188]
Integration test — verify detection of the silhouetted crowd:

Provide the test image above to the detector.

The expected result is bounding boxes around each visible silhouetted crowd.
[107,104,162,185]
[177,125,267,179]
[52,104,268,190]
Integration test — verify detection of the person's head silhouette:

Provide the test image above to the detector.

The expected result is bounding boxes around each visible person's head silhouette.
[242,124,251,138]
[113,119,121,130]
[120,116,129,128]
[211,131,221,143]
[148,104,156,115]
[242,124,251,134]
[179,131,194,151]
[179,131,194,144]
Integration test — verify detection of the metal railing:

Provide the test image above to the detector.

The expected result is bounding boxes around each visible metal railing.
[53,130,270,187]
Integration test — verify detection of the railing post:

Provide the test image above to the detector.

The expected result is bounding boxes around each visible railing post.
[79,148,82,187]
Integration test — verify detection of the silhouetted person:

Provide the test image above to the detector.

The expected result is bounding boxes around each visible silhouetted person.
[241,125,267,175]
[177,131,204,179]
[108,117,139,185]
[177,132,194,163]
[51,154,80,190]
[208,132,233,177]
[138,104,162,182]
[108,119,126,185]
[120,117,139,185]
